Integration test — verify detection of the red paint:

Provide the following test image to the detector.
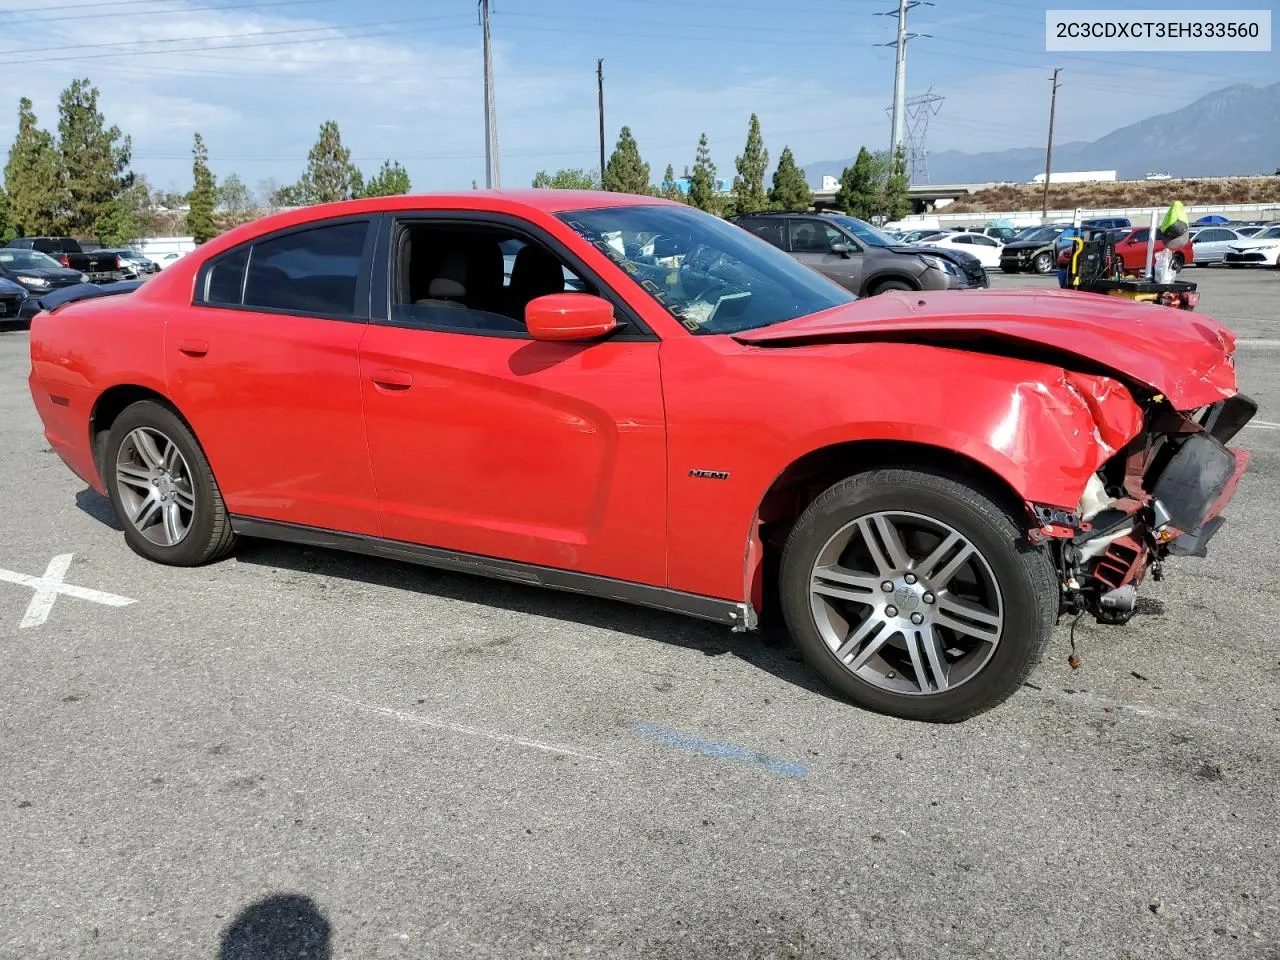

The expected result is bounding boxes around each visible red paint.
[1113,228,1196,273]
[27,192,1245,611]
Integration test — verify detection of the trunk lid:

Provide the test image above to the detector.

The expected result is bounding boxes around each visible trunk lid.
[734,288,1238,409]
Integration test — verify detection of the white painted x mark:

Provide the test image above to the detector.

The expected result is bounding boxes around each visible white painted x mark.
[0,554,137,629]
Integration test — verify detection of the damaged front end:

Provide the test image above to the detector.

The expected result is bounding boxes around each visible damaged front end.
[1034,390,1256,625]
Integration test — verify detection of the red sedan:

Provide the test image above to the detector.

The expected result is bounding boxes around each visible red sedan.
[28,192,1253,721]
[1114,226,1195,274]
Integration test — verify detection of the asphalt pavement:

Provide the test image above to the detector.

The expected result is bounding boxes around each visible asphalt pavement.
[2,267,1278,959]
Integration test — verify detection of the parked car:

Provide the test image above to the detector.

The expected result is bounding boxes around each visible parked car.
[1188,227,1247,265]
[899,229,945,245]
[1222,225,1280,267]
[152,251,185,271]
[732,211,988,295]
[28,191,1253,722]
[1235,225,1265,238]
[4,237,124,283]
[964,226,1019,242]
[98,249,159,279]
[0,275,30,325]
[1114,227,1194,273]
[916,231,1003,269]
[0,248,90,295]
[999,224,1078,274]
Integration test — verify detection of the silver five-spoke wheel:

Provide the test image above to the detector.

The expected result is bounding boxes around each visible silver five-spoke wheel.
[114,426,196,546]
[809,510,1004,696]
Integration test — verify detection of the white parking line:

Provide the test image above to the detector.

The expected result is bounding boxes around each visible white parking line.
[1236,339,1280,349]
[1245,420,1280,430]
[329,694,607,761]
[0,554,137,629]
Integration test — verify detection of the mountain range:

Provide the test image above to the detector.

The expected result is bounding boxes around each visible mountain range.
[804,83,1280,187]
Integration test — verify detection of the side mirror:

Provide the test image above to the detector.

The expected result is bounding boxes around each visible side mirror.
[525,293,618,342]
[829,242,851,258]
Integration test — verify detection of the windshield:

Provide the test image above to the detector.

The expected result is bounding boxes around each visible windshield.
[820,214,896,248]
[1018,226,1067,243]
[557,205,853,335]
[0,249,64,270]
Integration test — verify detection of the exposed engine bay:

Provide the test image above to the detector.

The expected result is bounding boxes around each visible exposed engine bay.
[1034,391,1256,625]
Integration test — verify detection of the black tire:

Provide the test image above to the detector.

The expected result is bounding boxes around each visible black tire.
[1031,251,1054,274]
[1171,252,1185,272]
[779,468,1058,722]
[104,400,236,566]
[869,279,914,296]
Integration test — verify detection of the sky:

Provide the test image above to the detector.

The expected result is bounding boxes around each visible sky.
[1,0,1276,198]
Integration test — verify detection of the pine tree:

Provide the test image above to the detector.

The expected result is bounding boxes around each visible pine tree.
[602,126,650,194]
[659,164,684,202]
[531,168,598,189]
[187,132,217,244]
[93,193,140,246]
[0,185,11,243]
[731,114,769,215]
[881,145,911,222]
[768,146,812,211]
[835,147,877,219]
[58,79,132,237]
[290,121,363,204]
[687,134,717,213]
[360,160,411,197]
[4,98,69,236]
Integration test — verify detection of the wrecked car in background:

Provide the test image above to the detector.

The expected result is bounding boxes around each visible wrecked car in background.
[27,192,1253,722]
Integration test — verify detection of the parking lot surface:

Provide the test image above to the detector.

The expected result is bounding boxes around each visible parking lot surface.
[2,268,1279,959]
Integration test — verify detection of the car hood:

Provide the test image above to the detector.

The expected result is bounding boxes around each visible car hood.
[9,266,84,282]
[890,244,977,265]
[1229,238,1280,251]
[1001,240,1053,253]
[734,287,1237,409]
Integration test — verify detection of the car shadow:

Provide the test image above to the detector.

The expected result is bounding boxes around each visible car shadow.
[74,488,838,702]
[76,487,124,531]
[218,892,330,960]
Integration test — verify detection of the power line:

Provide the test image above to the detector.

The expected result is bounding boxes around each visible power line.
[0,0,339,26]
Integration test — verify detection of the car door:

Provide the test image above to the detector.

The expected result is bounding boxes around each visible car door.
[1194,228,1235,262]
[166,216,382,536]
[964,234,1002,268]
[786,218,863,293]
[356,212,668,586]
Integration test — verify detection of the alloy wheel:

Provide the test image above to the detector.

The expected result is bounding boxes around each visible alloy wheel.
[115,427,196,546]
[808,510,1004,696]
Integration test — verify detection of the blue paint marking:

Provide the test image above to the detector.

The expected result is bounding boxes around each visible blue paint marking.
[633,722,807,778]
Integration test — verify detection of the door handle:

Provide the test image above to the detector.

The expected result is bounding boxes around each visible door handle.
[177,339,208,357]
[371,368,413,390]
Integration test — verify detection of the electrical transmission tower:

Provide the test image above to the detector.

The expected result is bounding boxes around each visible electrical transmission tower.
[884,89,944,183]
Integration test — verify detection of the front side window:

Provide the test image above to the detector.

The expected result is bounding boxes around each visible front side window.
[788,219,844,253]
[557,204,852,335]
[241,221,369,316]
[389,221,592,335]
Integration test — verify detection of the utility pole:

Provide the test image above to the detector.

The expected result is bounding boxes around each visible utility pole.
[480,0,500,188]
[597,59,606,185]
[1041,68,1061,220]
[876,1,932,155]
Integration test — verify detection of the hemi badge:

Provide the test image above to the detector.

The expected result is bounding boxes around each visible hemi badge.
[689,469,730,480]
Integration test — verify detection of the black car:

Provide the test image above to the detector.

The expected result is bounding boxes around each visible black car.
[0,276,30,325]
[731,211,987,295]
[0,247,90,296]
[999,223,1079,274]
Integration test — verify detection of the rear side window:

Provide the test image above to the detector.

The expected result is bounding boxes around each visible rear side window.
[243,221,368,316]
[205,247,249,305]
[737,218,785,249]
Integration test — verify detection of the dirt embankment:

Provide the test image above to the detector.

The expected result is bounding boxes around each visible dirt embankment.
[947,177,1280,213]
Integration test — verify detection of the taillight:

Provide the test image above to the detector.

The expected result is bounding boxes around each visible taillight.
[59,255,70,267]
[115,255,123,269]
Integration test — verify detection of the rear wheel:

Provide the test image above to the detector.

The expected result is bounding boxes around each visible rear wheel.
[780,468,1058,722]
[105,400,236,566]
[1171,252,1185,272]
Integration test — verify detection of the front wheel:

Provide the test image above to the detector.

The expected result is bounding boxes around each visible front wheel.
[105,400,236,566]
[1032,251,1054,274]
[1171,252,1185,272]
[779,469,1058,722]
